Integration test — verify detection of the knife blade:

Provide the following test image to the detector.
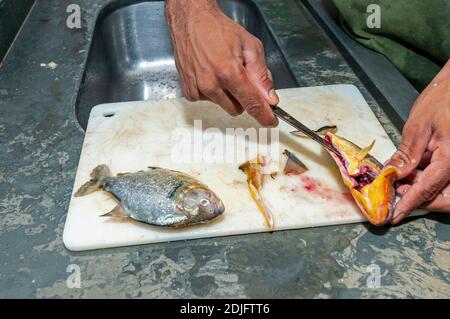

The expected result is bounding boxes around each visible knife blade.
[271,106,384,167]
[271,106,338,154]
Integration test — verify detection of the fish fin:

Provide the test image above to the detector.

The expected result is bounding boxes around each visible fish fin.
[248,183,274,229]
[240,155,273,228]
[100,204,128,218]
[283,149,308,175]
[74,165,112,197]
[116,172,129,176]
[315,125,337,135]
[357,140,375,161]
[239,156,263,190]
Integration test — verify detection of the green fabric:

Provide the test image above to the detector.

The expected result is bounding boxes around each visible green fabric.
[333,0,450,91]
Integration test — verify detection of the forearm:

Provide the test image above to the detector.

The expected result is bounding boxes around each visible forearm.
[165,0,220,29]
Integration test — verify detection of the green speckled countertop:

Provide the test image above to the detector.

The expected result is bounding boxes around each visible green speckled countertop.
[0,0,449,298]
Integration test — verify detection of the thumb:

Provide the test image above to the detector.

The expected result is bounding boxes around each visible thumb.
[384,122,430,179]
[391,160,450,224]
[242,36,279,106]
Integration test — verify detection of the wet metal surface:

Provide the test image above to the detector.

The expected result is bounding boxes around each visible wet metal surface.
[0,0,449,298]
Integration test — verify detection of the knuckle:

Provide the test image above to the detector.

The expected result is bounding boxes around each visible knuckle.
[266,69,273,81]
[420,186,439,202]
[226,103,244,116]
[198,83,217,97]
[216,68,235,84]
[402,120,429,143]
[253,38,264,53]
[184,93,195,102]
[191,91,200,101]
[227,109,242,117]
[258,68,272,85]
[436,163,450,184]
[394,145,415,164]
[243,33,264,54]
[402,120,416,136]
[185,89,200,102]
[244,99,263,118]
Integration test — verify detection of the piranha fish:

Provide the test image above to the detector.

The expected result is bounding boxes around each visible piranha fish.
[324,133,396,225]
[75,165,225,227]
[239,155,274,229]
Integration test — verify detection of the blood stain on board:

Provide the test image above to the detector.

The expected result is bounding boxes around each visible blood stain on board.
[298,175,353,203]
[304,183,316,192]
[340,192,354,203]
[300,176,320,193]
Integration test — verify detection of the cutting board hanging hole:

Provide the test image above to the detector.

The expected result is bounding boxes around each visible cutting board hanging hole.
[103,112,115,118]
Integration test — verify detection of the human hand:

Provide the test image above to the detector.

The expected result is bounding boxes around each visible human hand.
[384,60,450,224]
[165,0,279,126]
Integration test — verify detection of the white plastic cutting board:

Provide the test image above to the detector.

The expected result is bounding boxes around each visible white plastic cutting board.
[64,85,421,251]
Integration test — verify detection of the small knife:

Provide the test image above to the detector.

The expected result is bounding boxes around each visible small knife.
[271,106,338,154]
[271,106,384,167]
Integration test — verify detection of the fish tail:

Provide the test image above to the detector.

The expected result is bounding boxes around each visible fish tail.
[74,164,112,197]
[248,183,274,229]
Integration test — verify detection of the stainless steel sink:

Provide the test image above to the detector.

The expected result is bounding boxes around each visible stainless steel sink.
[76,0,297,130]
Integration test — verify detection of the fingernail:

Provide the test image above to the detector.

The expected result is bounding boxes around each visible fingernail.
[391,208,405,224]
[381,164,395,174]
[394,209,403,217]
[268,89,278,103]
[391,215,400,224]
[269,89,275,98]
[392,213,405,225]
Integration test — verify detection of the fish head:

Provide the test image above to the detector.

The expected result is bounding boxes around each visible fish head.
[325,133,396,225]
[176,184,225,223]
[350,167,397,225]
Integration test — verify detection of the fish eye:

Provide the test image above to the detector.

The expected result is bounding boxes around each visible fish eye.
[200,199,210,207]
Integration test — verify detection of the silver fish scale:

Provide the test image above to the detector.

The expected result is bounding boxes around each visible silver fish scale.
[104,169,191,226]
